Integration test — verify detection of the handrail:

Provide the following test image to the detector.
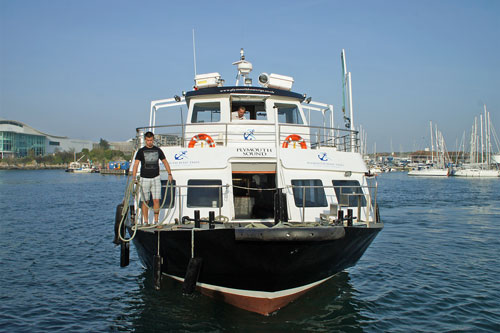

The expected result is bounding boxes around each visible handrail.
[286,184,378,224]
[136,122,360,152]
[146,182,378,225]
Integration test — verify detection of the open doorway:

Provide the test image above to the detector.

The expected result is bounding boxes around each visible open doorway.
[232,172,276,219]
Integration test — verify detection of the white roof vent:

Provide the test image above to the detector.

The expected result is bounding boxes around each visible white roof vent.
[194,72,223,89]
[258,73,294,91]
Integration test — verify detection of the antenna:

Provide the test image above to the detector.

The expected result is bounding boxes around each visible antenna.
[232,48,253,86]
[192,29,197,76]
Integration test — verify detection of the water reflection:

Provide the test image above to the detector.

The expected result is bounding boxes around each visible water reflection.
[111,271,368,332]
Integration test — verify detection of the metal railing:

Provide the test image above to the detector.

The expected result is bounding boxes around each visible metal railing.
[136,123,360,152]
[137,181,378,226]
[286,184,378,224]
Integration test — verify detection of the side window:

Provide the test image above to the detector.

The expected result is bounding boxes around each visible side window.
[187,179,223,207]
[191,102,221,123]
[255,102,267,120]
[332,180,366,207]
[276,103,303,124]
[291,179,327,207]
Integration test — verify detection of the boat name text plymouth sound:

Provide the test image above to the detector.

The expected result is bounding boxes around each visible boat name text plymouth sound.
[237,147,273,157]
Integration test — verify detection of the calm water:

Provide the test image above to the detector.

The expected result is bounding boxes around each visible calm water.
[0,170,499,332]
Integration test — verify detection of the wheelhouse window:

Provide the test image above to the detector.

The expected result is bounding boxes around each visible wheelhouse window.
[332,180,366,207]
[255,102,267,120]
[187,179,223,207]
[276,103,303,124]
[291,179,327,207]
[191,102,221,123]
[231,102,267,120]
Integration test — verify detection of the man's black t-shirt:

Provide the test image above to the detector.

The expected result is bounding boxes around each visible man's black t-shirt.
[135,146,166,178]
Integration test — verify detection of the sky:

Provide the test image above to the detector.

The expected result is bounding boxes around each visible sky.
[1,0,499,153]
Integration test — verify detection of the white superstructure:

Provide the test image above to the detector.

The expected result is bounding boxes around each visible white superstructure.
[134,49,379,227]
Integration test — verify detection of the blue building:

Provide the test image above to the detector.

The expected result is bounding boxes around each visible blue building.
[0,119,93,158]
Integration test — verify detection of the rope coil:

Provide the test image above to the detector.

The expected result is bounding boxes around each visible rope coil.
[117,174,175,243]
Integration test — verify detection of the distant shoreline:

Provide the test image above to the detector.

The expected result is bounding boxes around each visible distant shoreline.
[0,163,67,170]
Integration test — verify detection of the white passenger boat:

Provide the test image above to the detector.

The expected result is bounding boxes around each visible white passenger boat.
[114,49,383,315]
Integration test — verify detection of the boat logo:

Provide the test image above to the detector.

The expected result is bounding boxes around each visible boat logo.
[243,129,256,140]
[318,152,329,161]
[174,150,188,160]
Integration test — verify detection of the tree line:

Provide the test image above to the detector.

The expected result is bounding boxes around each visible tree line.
[2,139,133,166]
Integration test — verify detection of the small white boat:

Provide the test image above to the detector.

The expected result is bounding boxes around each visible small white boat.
[408,166,449,177]
[409,122,450,177]
[66,154,96,173]
[454,166,499,178]
[66,161,94,173]
[453,106,500,177]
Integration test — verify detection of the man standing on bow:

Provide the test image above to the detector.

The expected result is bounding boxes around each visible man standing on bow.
[132,131,173,225]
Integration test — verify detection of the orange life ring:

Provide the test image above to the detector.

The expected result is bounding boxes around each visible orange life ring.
[282,134,307,149]
[188,133,216,148]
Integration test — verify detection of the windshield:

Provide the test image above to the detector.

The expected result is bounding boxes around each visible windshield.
[191,102,221,123]
[276,103,303,124]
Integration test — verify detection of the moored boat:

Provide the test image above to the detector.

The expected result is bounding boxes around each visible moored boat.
[453,106,500,178]
[408,165,450,177]
[408,122,450,177]
[114,49,383,315]
[66,161,95,173]
[454,166,499,177]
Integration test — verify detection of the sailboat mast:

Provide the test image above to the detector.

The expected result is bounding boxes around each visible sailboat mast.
[480,113,484,165]
[430,121,434,164]
[472,118,477,164]
[484,104,493,165]
[435,125,440,165]
[462,131,466,164]
[484,105,489,165]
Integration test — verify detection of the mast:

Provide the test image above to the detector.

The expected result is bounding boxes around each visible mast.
[485,105,490,165]
[232,48,253,86]
[347,72,355,152]
[341,49,355,152]
[192,29,197,77]
[435,125,439,165]
[471,118,476,164]
[437,126,442,166]
[479,114,484,164]
[430,121,434,164]
[462,131,466,164]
